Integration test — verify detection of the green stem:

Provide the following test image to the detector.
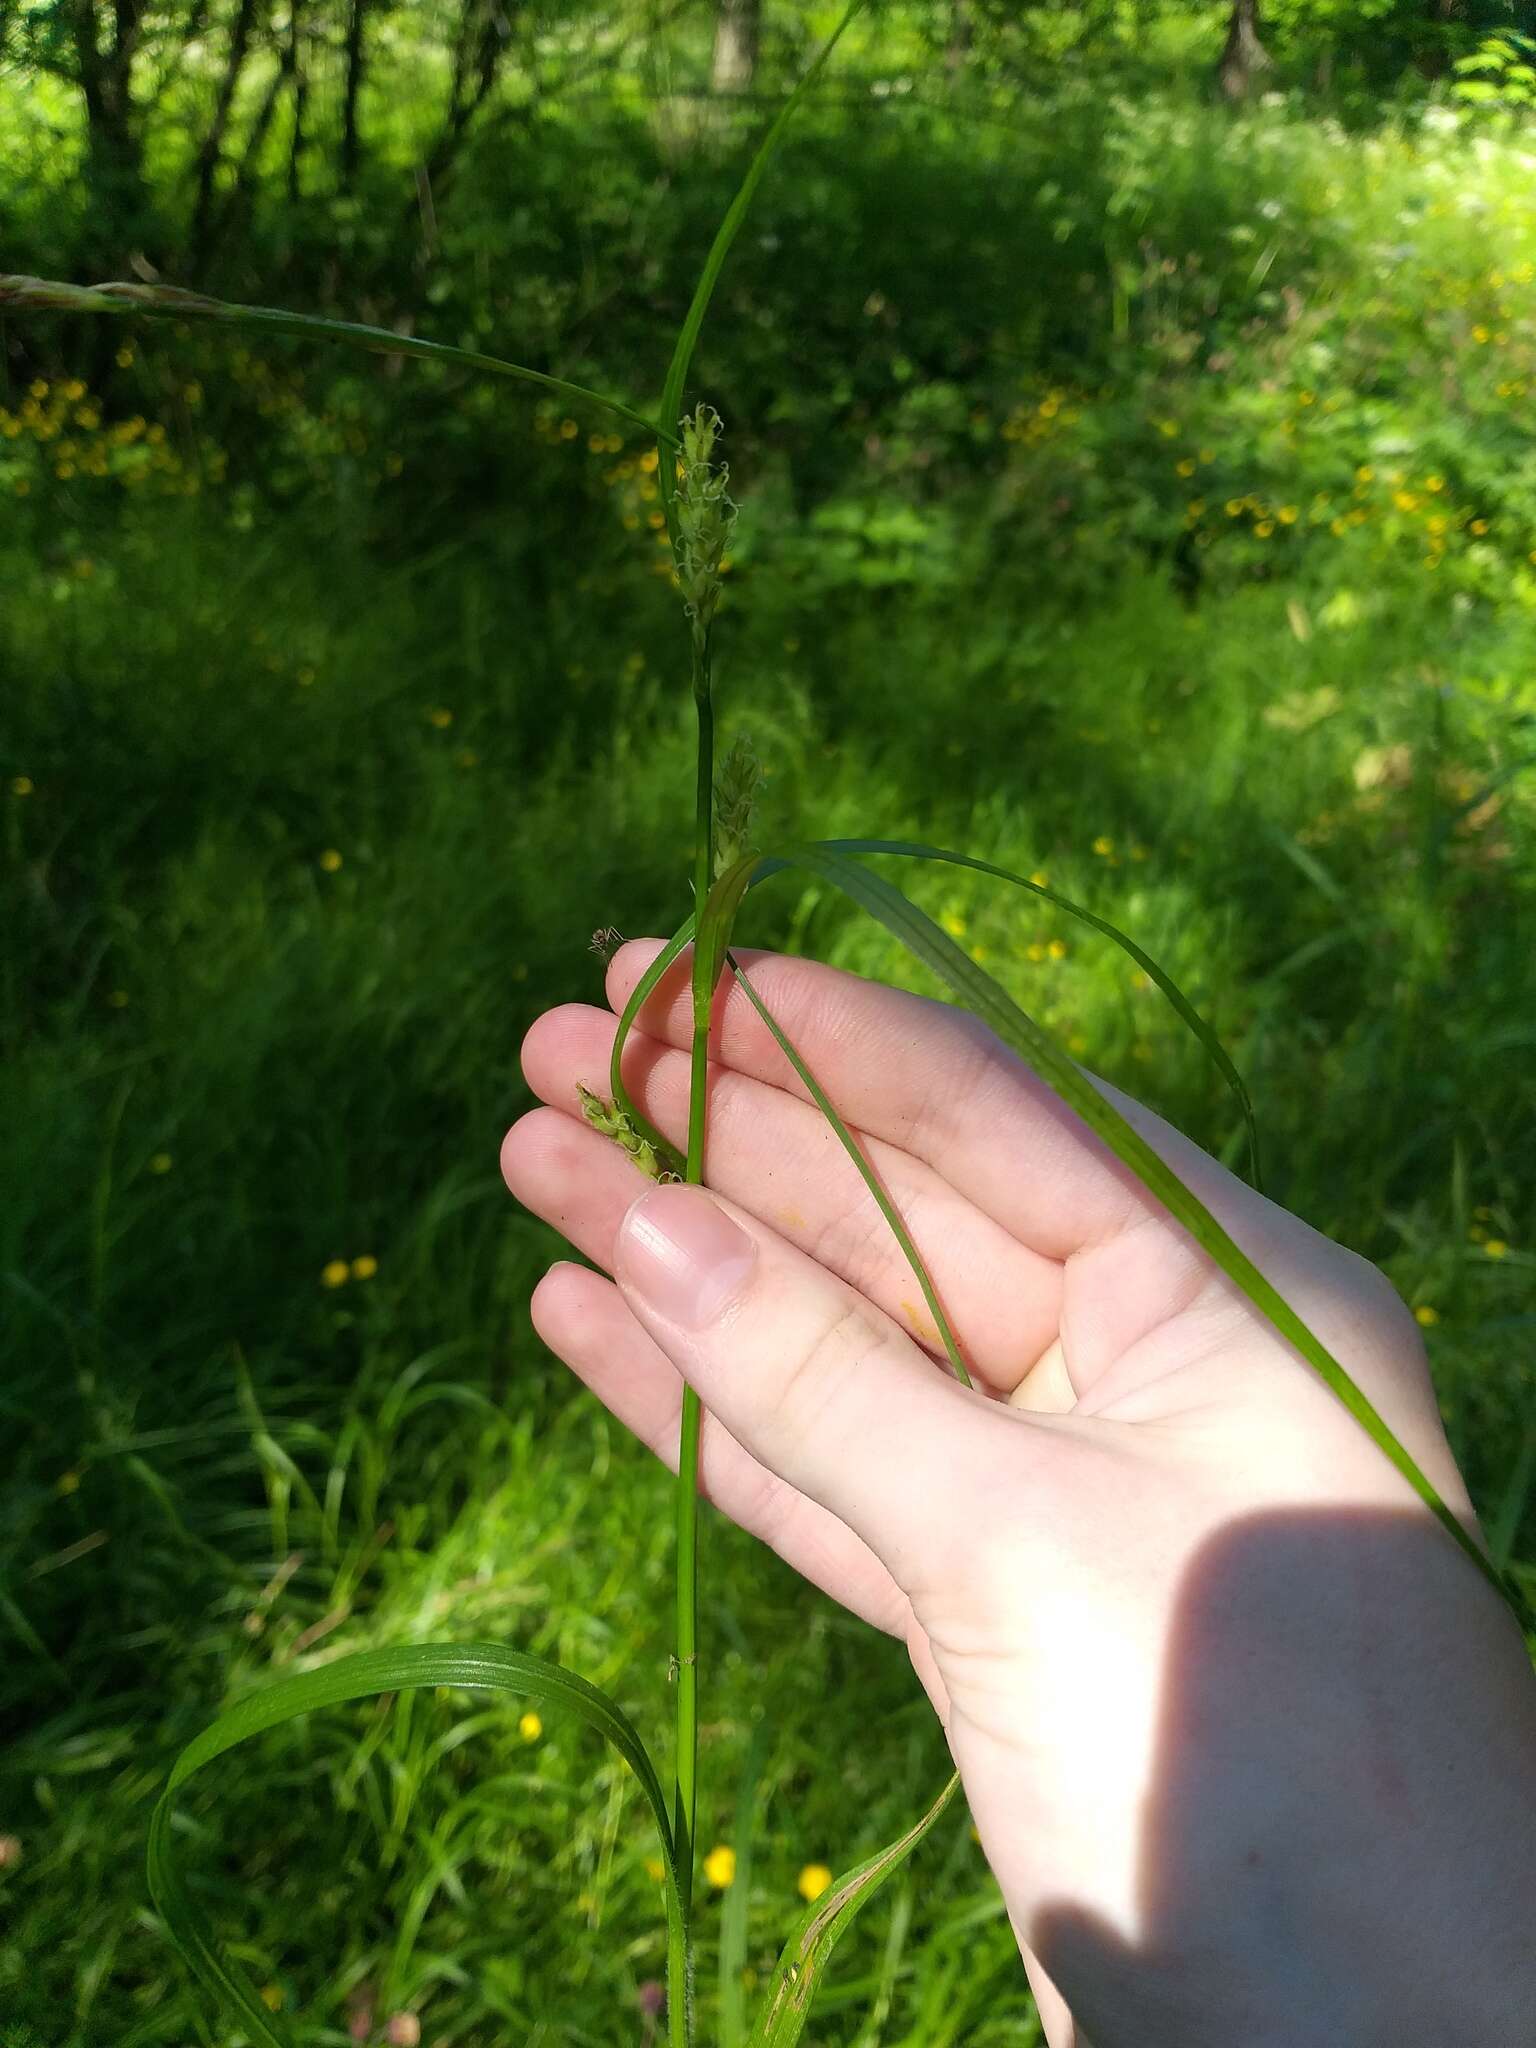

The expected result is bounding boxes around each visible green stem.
[673,631,714,1933]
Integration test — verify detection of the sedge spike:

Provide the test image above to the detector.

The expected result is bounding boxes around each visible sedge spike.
[577,1085,680,1183]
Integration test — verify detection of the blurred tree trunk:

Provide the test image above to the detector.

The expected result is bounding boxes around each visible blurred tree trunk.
[340,0,368,189]
[223,8,300,234]
[70,0,154,260]
[710,0,758,93]
[411,0,512,246]
[1217,0,1272,99]
[288,0,309,201]
[190,0,264,262]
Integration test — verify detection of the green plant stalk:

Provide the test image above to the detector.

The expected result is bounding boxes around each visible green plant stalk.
[673,626,716,1925]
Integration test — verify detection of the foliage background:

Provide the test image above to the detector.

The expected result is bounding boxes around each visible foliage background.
[2,2,1534,2043]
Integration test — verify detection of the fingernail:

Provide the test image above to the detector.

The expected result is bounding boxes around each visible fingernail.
[617,1185,756,1329]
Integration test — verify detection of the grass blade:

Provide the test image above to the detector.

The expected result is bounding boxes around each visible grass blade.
[717,1718,771,2048]
[819,837,1262,1189]
[147,1642,688,2047]
[608,918,695,1180]
[727,952,972,1389]
[696,855,760,1003]
[656,0,865,522]
[1490,1423,1536,1572]
[745,1772,959,2048]
[772,844,1529,1630]
[0,276,670,444]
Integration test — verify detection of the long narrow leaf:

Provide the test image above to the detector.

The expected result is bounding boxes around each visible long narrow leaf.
[727,953,972,1389]
[773,845,1528,1628]
[746,1772,960,2048]
[147,1642,687,2046]
[609,917,695,1179]
[696,854,760,1001]
[718,1718,771,2048]
[819,837,1262,1189]
[656,0,865,521]
[0,276,670,443]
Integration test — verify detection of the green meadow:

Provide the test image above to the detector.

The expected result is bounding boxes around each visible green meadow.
[3,10,1534,2043]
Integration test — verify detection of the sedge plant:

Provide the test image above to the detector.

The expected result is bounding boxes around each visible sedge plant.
[5,8,1530,2041]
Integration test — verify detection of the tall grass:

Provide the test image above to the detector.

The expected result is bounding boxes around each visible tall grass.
[3,41,1535,2048]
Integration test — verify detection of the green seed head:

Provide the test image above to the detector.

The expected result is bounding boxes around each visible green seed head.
[713,733,762,879]
[674,403,737,634]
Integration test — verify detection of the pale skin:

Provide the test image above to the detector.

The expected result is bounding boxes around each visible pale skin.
[501,941,1536,2048]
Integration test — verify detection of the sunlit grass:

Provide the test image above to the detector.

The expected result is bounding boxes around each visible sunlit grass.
[4,64,1536,2048]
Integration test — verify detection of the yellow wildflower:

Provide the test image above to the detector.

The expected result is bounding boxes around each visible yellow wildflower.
[1355,465,1374,484]
[559,418,579,439]
[149,1152,173,1175]
[318,849,343,872]
[1424,474,1444,493]
[644,1855,666,1883]
[703,1845,736,1889]
[320,1260,350,1288]
[1047,938,1068,961]
[1175,457,1196,477]
[350,1255,378,1281]
[939,908,967,938]
[1091,836,1114,858]
[1414,1305,1439,1327]
[1469,518,1490,536]
[797,1863,833,1903]
[427,707,453,728]
[519,1710,543,1743]
[1255,520,1275,538]
[1277,506,1298,525]
[10,776,33,797]
[1483,1239,1508,1260]
[1028,870,1048,888]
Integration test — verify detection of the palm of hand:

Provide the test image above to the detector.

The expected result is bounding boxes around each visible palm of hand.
[503,943,1511,2048]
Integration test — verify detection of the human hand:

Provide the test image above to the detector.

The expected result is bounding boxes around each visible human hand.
[501,943,1536,2048]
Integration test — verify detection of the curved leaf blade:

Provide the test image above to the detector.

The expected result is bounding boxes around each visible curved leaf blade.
[147,1642,687,2045]
[0,276,669,444]
[726,952,972,1389]
[657,0,865,523]
[773,844,1528,1629]
[819,837,1262,1189]
[746,1771,960,2048]
[608,916,695,1179]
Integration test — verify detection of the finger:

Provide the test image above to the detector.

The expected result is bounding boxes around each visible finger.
[530,1261,914,1638]
[606,941,1251,1263]
[610,1181,1064,1592]
[517,1003,1062,1393]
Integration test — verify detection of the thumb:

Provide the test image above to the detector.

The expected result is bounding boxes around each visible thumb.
[613,1181,1027,1589]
